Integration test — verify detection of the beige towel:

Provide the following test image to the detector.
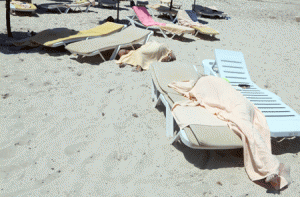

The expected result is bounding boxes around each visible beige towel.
[168,76,291,190]
[160,24,195,36]
[116,41,172,70]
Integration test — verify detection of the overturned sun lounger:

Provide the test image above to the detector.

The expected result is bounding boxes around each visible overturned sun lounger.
[175,10,219,37]
[151,62,243,149]
[200,49,300,137]
[13,22,125,47]
[127,6,194,39]
[65,26,153,61]
[10,0,37,14]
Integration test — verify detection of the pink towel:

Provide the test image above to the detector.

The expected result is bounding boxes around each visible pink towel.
[132,6,166,27]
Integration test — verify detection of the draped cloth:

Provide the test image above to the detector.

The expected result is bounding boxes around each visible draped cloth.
[168,76,291,190]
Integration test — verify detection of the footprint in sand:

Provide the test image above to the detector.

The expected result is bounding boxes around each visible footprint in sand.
[0,146,17,159]
[64,142,89,156]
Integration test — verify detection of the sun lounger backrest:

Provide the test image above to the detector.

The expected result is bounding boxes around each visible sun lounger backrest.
[185,10,198,23]
[152,62,200,94]
[215,49,252,85]
[132,6,166,26]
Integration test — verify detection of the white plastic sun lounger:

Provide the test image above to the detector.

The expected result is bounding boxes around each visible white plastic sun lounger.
[40,1,93,14]
[65,26,153,61]
[151,62,243,149]
[200,49,300,137]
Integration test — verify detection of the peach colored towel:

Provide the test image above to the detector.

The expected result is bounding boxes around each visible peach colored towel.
[116,41,172,70]
[133,6,166,26]
[168,76,291,190]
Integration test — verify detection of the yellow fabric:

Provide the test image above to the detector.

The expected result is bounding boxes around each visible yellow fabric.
[160,24,195,35]
[193,26,219,35]
[45,22,124,46]
[13,22,124,47]
[11,2,37,10]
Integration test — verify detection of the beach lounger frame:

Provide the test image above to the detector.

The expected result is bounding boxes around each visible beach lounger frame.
[200,49,300,137]
[41,2,92,14]
[66,29,153,61]
[49,25,127,48]
[150,63,243,149]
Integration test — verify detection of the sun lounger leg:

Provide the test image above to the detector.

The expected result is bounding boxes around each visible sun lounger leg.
[166,102,174,137]
[195,31,199,37]
[85,5,91,13]
[110,45,121,60]
[159,29,168,39]
[170,131,181,145]
[65,8,71,14]
[143,33,152,45]
[56,8,63,14]
[97,51,106,61]
[170,34,176,39]
[151,80,157,102]
[130,44,135,50]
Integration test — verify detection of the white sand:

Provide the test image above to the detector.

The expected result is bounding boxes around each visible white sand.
[1,0,300,196]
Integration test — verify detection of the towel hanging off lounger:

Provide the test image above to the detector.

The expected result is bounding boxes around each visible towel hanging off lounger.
[168,76,291,190]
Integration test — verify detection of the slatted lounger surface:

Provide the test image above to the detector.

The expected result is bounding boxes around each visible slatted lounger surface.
[200,49,300,137]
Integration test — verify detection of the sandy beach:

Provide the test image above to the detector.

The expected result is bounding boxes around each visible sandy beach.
[1,0,300,196]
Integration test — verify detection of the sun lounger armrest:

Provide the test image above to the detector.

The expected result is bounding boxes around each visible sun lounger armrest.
[201,59,218,76]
